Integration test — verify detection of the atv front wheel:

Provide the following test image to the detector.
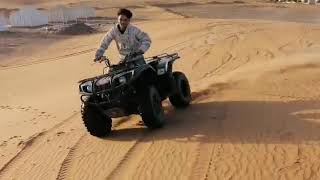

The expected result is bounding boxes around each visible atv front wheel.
[81,101,112,137]
[169,72,191,108]
[139,86,165,129]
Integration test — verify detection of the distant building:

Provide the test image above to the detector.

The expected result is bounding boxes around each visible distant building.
[301,0,319,3]
[0,15,8,31]
[49,5,73,23]
[49,5,95,23]
[277,0,320,4]
[9,7,48,27]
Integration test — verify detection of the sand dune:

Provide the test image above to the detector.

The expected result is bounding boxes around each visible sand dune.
[1,1,320,180]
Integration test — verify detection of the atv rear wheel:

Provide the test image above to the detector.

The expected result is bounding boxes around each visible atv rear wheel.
[139,86,165,129]
[81,100,112,137]
[169,72,191,108]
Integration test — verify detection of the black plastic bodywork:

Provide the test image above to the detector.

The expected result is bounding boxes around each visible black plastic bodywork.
[79,53,179,118]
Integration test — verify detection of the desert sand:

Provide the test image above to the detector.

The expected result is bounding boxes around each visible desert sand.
[1,0,320,180]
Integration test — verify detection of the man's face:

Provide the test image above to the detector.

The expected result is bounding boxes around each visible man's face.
[118,15,130,30]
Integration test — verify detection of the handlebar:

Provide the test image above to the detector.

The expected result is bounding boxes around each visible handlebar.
[94,56,111,66]
[94,51,144,67]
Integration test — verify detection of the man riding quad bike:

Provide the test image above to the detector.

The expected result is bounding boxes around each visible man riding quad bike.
[78,8,191,137]
[79,52,192,137]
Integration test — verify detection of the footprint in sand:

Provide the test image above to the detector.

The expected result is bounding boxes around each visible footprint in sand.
[304,40,314,48]
[18,140,25,146]
[57,131,65,136]
[18,106,25,110]
[22,106,32,111]
[37,111,53,119]
[0,141,7,147]
[1,105,49,119]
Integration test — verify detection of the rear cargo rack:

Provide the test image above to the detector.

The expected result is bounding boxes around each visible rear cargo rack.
[145,53,180,62]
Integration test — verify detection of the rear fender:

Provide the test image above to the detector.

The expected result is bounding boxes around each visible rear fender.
[157,57,175,75]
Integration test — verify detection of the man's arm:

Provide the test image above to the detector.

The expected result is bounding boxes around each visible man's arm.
[95,28,115,60]
[135,27,151,53]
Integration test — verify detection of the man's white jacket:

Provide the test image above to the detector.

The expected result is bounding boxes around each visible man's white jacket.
[97,24,151,60]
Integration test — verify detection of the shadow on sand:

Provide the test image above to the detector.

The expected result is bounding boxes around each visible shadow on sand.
[106,99,320,145]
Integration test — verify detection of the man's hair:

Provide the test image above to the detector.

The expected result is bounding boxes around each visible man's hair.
[117,8,133,19]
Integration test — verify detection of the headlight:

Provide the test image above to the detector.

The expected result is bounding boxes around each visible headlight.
[112,70,134,86]
[80,81,93,93]
[86,84,92,92]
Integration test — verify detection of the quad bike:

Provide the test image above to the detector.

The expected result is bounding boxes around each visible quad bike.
[78,52,191,137]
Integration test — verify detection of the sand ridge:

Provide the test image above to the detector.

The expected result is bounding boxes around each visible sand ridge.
[1,1,320,180]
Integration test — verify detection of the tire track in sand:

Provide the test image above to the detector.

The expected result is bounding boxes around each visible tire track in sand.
[55,117,132,180]
[189,143,216,180]
[0,112,81,179]
[0,132,45,177]
[55,116,152,180]
[56,134,86,180]
[0,48,96,70]
[106,131,152,180]
[188,103,225,180]
[202,52,234,78]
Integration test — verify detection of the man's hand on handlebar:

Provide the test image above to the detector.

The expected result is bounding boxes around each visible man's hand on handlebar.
[94,49,105,62]
[93,50,144,65]
[93,56,106,63]
[93,56,111,67]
